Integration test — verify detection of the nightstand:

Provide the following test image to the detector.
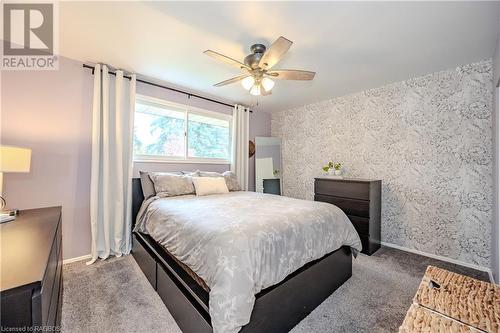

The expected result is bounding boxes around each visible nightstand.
[314,178,381,255]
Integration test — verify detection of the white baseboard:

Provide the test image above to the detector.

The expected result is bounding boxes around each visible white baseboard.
[63,254,91,265]
[380,241,495,284]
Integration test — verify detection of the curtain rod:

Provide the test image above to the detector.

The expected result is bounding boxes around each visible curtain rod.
[82,64,253,113]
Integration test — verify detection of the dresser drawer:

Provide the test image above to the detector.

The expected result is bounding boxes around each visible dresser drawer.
[132,234,157,289]
[40,237,58,325]
[315,195,370,218]
[0,289,33,327]
[46,254,62,326]
[347,215,369,235]
[315,179,370,200]
[55,217,62,258]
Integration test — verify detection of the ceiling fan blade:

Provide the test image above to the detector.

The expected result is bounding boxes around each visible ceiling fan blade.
[213,74,250,87]
[259,36,293,70]
[266,69,315,80]
[204,50,250,70]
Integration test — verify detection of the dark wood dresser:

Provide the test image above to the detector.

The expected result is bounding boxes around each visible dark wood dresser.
[0,207,63,331]
[314,178,381,255]
[263,178,281,195]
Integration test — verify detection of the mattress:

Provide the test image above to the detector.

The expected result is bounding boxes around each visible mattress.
[134,191,361,333]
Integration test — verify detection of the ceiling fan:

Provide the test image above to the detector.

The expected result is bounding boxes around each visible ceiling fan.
[204,36,315,96]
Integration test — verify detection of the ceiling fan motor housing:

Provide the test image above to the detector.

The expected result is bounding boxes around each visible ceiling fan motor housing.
[245,44,267,69]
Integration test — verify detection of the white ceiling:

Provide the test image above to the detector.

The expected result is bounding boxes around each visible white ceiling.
[60,1,500,113]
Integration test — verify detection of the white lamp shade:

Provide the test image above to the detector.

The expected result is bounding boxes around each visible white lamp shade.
[241,76,255,90]
[0,146,31,173]
[261,77,275,92]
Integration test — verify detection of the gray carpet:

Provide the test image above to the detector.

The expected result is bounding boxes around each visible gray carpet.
[62,247,488,333]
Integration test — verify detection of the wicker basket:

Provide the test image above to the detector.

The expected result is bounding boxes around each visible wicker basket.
[400,266,500,333]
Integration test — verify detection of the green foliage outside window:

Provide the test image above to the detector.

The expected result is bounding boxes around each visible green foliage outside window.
[133,101,230,161]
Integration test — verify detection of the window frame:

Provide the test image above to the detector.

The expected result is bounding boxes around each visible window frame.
[133,94,233,165]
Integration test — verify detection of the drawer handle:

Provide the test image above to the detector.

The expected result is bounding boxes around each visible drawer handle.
[428,280,441,290]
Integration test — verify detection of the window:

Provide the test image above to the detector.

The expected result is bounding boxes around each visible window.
[133,96,232,163]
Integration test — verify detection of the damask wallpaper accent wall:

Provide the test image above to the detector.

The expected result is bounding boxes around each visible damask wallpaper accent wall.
[272,60,493,268]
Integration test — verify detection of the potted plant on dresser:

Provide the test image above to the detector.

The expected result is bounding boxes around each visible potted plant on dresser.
[322,161,343,178]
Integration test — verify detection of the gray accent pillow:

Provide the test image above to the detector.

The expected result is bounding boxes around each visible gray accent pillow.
[188,170,241,191]
[149,172,195,197]
[139,171,156,200]
[222,171,241,191]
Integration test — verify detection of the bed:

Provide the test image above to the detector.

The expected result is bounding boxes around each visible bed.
[131,178,361,333]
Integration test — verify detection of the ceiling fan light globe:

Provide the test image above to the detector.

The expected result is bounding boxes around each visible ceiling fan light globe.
[261,77,275,92]
[250,84,261,96]
[241,76,255,90]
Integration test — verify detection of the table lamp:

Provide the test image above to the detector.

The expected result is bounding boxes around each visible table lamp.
[0,145,31,223]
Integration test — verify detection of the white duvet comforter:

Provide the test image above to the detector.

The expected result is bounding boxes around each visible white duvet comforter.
[134,191,361,333]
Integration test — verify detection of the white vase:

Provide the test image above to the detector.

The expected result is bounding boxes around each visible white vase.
[334,169,342,176]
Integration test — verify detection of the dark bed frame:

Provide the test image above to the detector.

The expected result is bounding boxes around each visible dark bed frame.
[131,178,352,332]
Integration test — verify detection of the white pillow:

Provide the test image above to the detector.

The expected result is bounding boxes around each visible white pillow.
[192,177,229,196]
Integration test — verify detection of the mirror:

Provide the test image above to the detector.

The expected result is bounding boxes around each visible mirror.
[255,137,282,195]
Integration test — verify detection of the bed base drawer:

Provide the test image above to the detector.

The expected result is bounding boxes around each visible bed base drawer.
[243,246,352,332]
[156,262,212,333]
[132,234,157,289]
